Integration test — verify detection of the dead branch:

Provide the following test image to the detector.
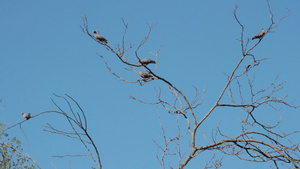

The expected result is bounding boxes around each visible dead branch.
[48,94,102,169]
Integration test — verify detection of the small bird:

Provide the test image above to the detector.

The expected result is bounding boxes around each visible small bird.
[246,64,251,70]
[174,110,184,114]
[140,58,156,65]
[252,28,265,40]
[138,70,152,78]
[21,112,31,120]
[93,31,108,43]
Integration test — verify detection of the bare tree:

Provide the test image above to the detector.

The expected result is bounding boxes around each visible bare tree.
[43,94,102,169]
[81,0,299,169]
[2,1,299,169]
[3,94,102,169]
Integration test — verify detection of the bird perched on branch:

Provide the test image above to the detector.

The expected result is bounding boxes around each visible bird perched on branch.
[21,112,31,120]
[140,58,156,65]
[252,28,265,40]
[138,70,153,78]
[93,31,108,43]
[246,64,251,70]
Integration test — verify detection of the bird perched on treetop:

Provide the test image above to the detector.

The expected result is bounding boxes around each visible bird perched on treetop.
[93,31,108,43]
[138,70,153,78]
[252,28,265,40]
[21,112,31,120]
[140,58,156,65]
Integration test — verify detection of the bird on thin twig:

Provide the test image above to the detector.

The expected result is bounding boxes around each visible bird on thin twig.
[138,70,153,78]
[246,64,251,70]
[140,58,156,65]
[171,110,184,114]
[252,28,265,40]
[21,112,31,120]
[93,31,108,43]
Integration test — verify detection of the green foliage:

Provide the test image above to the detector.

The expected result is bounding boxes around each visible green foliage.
[0,121,36,168]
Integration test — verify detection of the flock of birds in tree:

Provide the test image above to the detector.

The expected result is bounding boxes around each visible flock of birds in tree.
[20,28,266,120]
[93,30,156,80]
[93,28,265,79]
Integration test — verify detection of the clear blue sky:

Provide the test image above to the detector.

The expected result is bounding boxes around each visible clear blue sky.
[1,0,299,168]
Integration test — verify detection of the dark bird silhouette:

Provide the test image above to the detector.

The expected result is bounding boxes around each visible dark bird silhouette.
[252,28,265,40]
[21,112,31,120]
[140,58,156,65]
[138,70,152,78]
[93,31,108,43]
